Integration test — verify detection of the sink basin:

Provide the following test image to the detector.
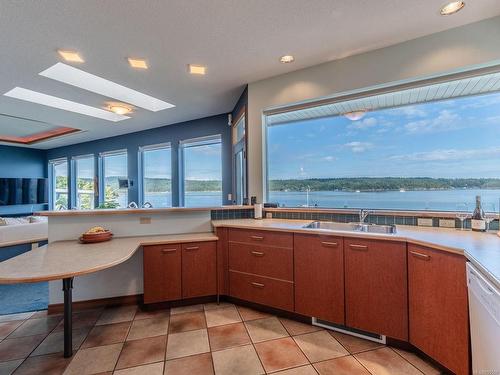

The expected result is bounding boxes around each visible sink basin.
[303,221,396,234]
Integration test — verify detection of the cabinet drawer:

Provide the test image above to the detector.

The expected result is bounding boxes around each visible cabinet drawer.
[229,271,294,311]
[229,242,293,281]
[228,228,293,248]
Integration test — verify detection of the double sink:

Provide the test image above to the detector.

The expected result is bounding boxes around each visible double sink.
[303,221,397,234]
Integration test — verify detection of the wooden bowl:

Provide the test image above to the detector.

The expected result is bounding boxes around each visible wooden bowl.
[79,231,113,244]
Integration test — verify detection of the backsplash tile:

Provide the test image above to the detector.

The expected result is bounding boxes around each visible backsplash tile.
[211,208,254,220]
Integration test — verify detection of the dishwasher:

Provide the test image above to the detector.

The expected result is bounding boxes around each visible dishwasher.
[466,262,500,374]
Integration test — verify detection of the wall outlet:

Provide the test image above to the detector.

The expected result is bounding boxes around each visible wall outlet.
[439,219,456,228]
[139,217,152,225]
[227,193,232,201]
[417,218,433,227]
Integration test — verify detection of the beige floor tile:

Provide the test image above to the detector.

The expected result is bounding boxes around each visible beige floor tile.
[392,348,441,375]
[170,304,203,315]
[0,312,34,323]
[280,318,322,336]
[115,335,167,370]
[205,306,241,327]
[31,327,89,356]
[212,344,264,375]
[96,306,137,325]
[114,361,164,374]
[0,359,23,375]
[355,347,423,375]
[314,356,371,375]
[169,311,206,333]
[204,302,235,311]
[63,343,123,375]
[8,316,61,338]
[54,310,103,331]
[13,352,72,375]
[236,306,272,321]
[329,331,384,354]
[255,337,309,373]
[81,322,131,348]
[165,329,210,360]
[164,352,214,374]
[134,308,170,320]
[0,321,23,340]
[127,317,169,340]
[0,334,46,361]
[208,322,251,351]
[294,330,349,362]
[273,365,318,374]
[245,317,289,343]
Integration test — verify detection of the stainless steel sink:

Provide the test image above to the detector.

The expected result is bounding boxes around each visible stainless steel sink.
[303,221,396,234]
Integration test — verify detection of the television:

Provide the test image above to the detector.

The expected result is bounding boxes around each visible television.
[0,178,48,206]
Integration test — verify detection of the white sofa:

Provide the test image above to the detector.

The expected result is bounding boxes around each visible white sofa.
[0,217,48,247]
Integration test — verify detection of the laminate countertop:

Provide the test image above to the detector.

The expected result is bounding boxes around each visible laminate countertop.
[0,232,218,284]
[212,219,500,289]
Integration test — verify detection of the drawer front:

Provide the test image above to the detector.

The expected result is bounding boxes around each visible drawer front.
[228,228,293,248]
[229,271,294,311]
[228,242,293,281]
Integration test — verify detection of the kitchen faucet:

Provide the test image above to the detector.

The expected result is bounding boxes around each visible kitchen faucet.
[359,209,372,223]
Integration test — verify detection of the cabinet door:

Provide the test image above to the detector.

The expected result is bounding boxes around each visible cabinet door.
[408,244,469,375]
[294,234,344,324]
[143,244,181,304]
[345,238,408,340]
[182,241,217,298]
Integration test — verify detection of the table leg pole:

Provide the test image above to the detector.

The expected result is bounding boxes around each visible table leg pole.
[62,277,74,358]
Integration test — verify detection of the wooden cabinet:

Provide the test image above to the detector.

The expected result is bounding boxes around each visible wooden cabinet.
[408,244,469,375]
[143,244,182,304]
[344,238,408,340]
[182,241,217,298]
[294,233,344,324]
[228,228,293,248]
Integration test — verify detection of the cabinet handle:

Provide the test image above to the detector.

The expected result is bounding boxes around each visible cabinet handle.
[185,246,199,251]
[251,251,265,257]
[349,244,368,250]
[251,282,265,288]
[410,251,430,261]
[250,235,264,241]
[321,241,338,247]
[161,248,177,254]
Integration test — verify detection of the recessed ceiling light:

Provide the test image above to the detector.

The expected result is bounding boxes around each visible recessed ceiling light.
[280,55,295,64]
[128,58,148,69]
[39,63,175,112]
[440,1,465,15]
[107,103,132,115]
[188,64,206,75]
[3,87,129,122]
[57,50,84,63]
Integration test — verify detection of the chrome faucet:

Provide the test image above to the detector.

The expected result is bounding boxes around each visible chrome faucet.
[359,209,372,223]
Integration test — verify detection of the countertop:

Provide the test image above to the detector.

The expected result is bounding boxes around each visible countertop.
[213,219,500,288]
[0,232,217,284]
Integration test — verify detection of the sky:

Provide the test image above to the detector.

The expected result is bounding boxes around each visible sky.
[267,91,500,180]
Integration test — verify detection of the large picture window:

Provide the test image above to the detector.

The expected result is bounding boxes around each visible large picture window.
[74,155,95,210]
[140,143,172,207]
[49,158,68,210]
[100,150,128,208]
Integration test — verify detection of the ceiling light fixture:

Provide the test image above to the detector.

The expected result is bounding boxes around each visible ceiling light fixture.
[57,50,84,63]
[344,110,367,121]
[3,87,130,122]
[128,58,148,69]
[280,55,295,64]
[39,63,175,112]
[188,64,207,75]
[107,103,132,115]
[440,1,465,15]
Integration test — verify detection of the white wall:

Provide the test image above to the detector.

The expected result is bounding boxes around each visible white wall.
[247,16,500,202]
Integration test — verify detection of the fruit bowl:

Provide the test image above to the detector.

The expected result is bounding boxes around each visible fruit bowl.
[79,227,113,244]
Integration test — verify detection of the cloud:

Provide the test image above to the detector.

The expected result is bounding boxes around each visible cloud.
[344,141,373,153]
[391,105,427,118]
[321,156,336,162]
[404,109,461,134]
[389,147,500,162]
[347,117,377,130]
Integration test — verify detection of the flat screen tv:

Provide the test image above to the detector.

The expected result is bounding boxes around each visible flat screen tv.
[0,178,48,206]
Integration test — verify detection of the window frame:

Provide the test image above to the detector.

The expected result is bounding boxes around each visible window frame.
[138,142,172,208]
[48,157,69,210]
[71,154,96,210]
[98,149,129,208]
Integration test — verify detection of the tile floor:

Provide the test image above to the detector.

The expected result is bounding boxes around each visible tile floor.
[0,303,443,374]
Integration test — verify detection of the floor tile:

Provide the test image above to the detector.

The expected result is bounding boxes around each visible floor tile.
[355,347,423,375]
[165,329,210,360]
[169,311,206,333]
[30,327,89,356]
[208,322,251,351]
[13,352,72,375]
[134,308,169,320]
[114,361,164,374]
[205,306,241,327]
[245,317,289,343]
[212,344,264,375]
[95,306,136,326]
[0,312,34,323]
[314,356,371,375]
[329,331,384,354]
[7,316,61,338]
[273,365,318,374]
[236,306,271,321]
[115,335,167,369]
[393,348,441,375]
[204,302,235,311]
[0,334,46,361]
[170,304,203,315]
[0,359,23,375]
[0,321,23,340]
[280,318,322,336]
[127,317,169,341]
[54,310,102,331]
[29,310,60,319]
[255,337,309,373]
[164,352,214,375]
[63,343,123,375]
[81,322,131,348]
[293,330,349,362]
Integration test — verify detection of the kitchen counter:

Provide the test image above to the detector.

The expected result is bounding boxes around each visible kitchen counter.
[212,219,500,288]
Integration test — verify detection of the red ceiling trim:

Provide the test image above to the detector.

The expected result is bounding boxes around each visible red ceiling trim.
[0,127,80,145]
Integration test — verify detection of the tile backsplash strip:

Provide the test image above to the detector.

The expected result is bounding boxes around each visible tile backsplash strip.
[211,208,255,220]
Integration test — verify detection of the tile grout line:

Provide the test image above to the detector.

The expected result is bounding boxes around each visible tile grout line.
[389,346,427,375]
[236,306,268,374]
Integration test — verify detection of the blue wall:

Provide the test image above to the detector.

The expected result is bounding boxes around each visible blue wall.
[0,146,48,215]
[47,113,232,206]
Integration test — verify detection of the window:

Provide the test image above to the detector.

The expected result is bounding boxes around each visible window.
[74,155,95,209]
[232,113,246,204]
[180,135,222,207]
[100,150,128,208]
[140,143,172,207]
[266,73,500,212]
[49,158,68,210]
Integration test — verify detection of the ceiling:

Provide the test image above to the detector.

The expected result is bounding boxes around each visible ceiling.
[1,0,499,149]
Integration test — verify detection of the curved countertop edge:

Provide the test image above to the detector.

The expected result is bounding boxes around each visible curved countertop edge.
[0,232,218,284]
[0,237,48,249]
[212,219,500,288]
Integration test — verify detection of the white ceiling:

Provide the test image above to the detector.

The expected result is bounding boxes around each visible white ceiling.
[1,0,499,149]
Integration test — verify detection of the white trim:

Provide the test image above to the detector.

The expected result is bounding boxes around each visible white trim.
[99,149,127,157]
[179,134,221,147]
[139,142,172,152]
[312,317,387,344]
